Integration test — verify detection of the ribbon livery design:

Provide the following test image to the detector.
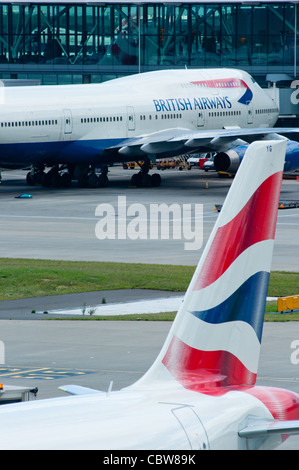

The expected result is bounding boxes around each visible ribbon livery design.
[160,141,284,393]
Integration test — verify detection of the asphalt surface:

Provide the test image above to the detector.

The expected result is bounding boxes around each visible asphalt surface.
[0,166,299,269]
[0,319,298,450]
[0,289,184,319]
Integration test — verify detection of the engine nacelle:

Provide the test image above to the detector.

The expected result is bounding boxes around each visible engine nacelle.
[214,146,248,173]
[283,140,299,172]
[214,140,299,174]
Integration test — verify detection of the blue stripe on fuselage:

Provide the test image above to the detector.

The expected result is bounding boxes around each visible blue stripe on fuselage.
[0,138,125,167]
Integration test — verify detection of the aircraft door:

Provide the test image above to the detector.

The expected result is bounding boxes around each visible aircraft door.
[172,406,210,450]
[197,111,205,127]
[247,103,253,125]
[127,106,135,131]
[63,109,73,134]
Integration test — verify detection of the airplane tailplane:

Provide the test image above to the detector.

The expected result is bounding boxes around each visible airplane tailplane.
[133,139,286,392]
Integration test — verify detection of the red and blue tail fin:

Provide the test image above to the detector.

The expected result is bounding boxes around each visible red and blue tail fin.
[133,140,286,392]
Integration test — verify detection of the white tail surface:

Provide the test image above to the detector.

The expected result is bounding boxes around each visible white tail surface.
[132,139,287,392]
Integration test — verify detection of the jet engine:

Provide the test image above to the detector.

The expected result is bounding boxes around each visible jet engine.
[214,145,247,173]
[214,140,299,174]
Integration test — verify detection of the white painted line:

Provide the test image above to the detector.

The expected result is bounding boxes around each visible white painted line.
[39,296,277,316]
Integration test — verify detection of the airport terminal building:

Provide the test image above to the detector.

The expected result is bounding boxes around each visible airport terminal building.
[0,0,297,118]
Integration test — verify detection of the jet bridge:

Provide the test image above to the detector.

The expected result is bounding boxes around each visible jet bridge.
[266,74,299,126]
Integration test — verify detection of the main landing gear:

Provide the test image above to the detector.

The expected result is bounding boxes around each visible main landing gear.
[76,164,109,188]
[26,165,72,188]
[130,160,161,188]
[26,160,161,189]
[26,164,109,189]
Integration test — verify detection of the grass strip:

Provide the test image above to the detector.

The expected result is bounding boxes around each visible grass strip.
[0,258,191,301]
[45,311,299,322]
[0,258,298,301]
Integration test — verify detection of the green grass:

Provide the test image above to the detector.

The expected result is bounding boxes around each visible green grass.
[0,258,299,321]
[0,258,192,301]
[53,312,178,322]
[266,271,299,297]
[0,258,298,301]
[265,300,299,321]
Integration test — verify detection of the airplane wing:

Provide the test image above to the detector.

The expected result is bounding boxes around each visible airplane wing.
[109,128,194,159]
[59,385,102,396]
[108,126,299,159]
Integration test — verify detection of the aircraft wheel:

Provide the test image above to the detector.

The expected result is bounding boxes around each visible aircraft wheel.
[26,172,36,186]
[87,173,99,188]
[151,173,161,187]
[141,173,152,187]
[98,174,108,188]
[78,174,88,188]
[51,172,62,187]
[60,173,71,188]
[41,172,52,187]
[130,173,141,186]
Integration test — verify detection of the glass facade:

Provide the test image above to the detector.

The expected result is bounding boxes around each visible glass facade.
[0,2,297,85]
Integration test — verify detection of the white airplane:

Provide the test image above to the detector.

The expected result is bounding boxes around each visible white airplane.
[0,139,299,450]
[0,68,299,188]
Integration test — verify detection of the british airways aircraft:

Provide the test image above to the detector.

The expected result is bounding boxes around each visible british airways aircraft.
[0,139,299,450]
[0,68,299,188]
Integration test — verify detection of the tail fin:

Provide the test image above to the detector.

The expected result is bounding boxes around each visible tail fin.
[134,140,286,392]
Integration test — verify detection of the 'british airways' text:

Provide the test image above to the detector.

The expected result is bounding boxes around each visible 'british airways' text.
[153,96,232,112]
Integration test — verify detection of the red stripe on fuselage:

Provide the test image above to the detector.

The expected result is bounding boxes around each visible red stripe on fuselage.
[190,78,248,89]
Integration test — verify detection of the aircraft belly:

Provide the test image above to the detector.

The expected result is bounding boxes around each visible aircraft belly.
[0,141,63,166]
[0,138,123,167]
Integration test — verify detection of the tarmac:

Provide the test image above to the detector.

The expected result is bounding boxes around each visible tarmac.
[0,289,184,319]
[0,166,299,269]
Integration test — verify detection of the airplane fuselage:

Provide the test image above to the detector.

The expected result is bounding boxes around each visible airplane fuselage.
[0,384,287,450]
[0,69,278,169]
